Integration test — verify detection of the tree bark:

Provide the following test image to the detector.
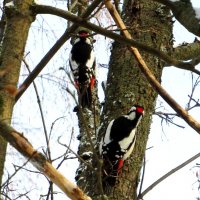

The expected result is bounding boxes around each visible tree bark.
[152,0,200,37]
[96,0,172,199]
[0,0,35,186]
[0,0,199,199]
[64,0,103,197]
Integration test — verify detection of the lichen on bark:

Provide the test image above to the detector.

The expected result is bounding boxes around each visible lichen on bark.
[95,0,173,199]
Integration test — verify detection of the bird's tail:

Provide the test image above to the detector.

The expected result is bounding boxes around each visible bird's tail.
[102,159,123,193]
[79,84,92,108]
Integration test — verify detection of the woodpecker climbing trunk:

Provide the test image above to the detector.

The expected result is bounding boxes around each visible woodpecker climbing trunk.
[80,0,173,199]
[71,0,102,196]
[100,1,172,199]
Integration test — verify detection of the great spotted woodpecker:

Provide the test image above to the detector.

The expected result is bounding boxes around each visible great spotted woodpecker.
[99,105,144,187]
[69,30,96,108]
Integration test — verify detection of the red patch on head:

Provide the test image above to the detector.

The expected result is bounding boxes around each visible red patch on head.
[78,31,89,37]
[136,106,144,114]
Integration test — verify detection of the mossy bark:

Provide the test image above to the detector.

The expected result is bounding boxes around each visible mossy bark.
[0,0,35,187]
[75,88,102,196]
[71,0,103,196]
[92,0,172,199]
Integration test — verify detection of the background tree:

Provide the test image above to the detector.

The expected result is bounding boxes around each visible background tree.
[0,0,35,186]
[0,0,200,199]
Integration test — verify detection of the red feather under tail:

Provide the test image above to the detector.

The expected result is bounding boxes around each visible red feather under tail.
[117,159,124,173]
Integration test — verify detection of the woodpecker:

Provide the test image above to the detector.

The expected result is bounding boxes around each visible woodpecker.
[99,105,144,187]
[69,30,96,108]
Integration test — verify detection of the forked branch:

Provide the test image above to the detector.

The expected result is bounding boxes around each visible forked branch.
[151,0,200,37]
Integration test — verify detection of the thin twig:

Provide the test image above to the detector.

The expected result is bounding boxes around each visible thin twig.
[23,59,52,161]
[87,1,104,20]
[139,152,200,198]
[49,116,66,144]
[154,111,185,128]
[58,137,95,171]
[56,127,74,170]
[0,121,92,200]
[187,74,200,110]
[138,154,146,198]
[1,159,31,189]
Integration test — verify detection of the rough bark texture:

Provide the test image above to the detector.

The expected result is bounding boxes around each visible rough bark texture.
[75,81,102,196]
[96,0,172,199]
[153,0,200,37]
[70,0,102,196]
[0,0,35,186]
[173,40,200,61]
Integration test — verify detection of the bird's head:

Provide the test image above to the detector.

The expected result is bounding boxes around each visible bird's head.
[127,105,144,120]
[75,30,94,45]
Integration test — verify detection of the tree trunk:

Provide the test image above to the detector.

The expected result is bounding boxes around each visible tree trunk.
[0,0,35,186]
[83,0,173,199]
[67,0,103,196]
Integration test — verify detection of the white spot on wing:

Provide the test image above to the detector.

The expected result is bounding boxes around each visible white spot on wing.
[104,119,114,144]
[69,52,79,71]
[99,120,114,155]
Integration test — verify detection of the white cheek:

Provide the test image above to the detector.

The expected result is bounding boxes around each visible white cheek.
[129,112,136,120]
[74,38,80,44]
[85,38,91,44]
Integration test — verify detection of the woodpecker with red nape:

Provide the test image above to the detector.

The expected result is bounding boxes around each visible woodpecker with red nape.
[99,105,144,188]
[69,30,96,108]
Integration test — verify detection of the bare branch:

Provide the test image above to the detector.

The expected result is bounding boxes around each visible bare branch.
[138,155,146,198]
[1,159,30,190]
[68,0,79,13]
[58,137,94,171]
[173,40,200,61]
[151,0,200,37]
[23,58,52,161]
[0,121,92,200]
[31,4,200,76]
[104,0,200,134]
[186,74,200,110]
[154,111,185,128]
[139,151,200,198]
